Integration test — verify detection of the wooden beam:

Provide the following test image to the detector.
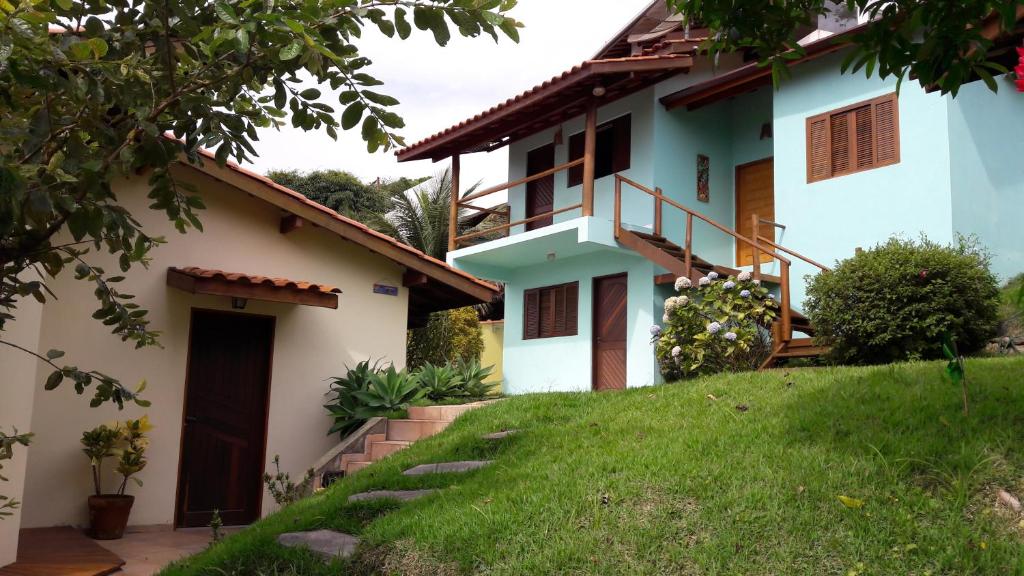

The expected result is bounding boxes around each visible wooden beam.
[582,103,597,217]
[449,154,460,252]
[166,269,339,309]
[280,214,305,234]
[403,271,429,287]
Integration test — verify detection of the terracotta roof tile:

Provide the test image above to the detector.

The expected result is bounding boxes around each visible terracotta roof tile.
[192,148,499,295]
[170,267,342,295]
[395,54,691,160]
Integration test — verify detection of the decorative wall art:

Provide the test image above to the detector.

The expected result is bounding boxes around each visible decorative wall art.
[697,154,710,203]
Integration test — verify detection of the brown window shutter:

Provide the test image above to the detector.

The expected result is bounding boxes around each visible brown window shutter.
[565,282,579,335]
[829,112,851,175]
[873,94,899,166]
[854,106,874,169]
[552,285,566,335]
[806,115,830,183]
[524,289,540,340]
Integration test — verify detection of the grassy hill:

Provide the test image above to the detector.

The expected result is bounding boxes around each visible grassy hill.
[162,357,1024,575]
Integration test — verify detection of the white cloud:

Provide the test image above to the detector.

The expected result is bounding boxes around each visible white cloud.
[246,0,651,197]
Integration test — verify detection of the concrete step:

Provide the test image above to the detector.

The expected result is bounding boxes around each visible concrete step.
[339,451,370,467]
[408,402,489,422]
[386,419,449,442]
[369,440,411,460]
[362,433,386,451]
[345,460,372,475]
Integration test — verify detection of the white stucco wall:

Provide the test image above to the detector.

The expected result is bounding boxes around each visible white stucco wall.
[19,165,409,529]
[0,287,43,566]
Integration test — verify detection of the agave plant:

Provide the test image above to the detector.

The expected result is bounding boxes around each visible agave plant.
[324,360,386,438]
[353,366,425,411]
[417,362,464,401]
[454,358,496,399]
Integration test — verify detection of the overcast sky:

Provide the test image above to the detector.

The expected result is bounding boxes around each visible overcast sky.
[247,0,652,193]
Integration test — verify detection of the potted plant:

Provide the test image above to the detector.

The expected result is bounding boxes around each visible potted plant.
[81,416,151,540]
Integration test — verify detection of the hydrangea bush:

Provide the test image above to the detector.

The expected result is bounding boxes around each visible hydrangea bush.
[654,271,779,380]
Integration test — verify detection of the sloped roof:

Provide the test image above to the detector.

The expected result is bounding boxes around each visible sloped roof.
[395,54,694,162]
[170,267,342,294]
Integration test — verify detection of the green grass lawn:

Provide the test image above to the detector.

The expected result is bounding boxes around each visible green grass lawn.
[162,357,1024,575]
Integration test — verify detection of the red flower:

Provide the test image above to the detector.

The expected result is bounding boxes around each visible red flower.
[1017,47,1024,93]
[919,269,929,280]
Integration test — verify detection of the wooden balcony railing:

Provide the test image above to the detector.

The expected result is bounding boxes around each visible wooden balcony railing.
[450,157,586,250]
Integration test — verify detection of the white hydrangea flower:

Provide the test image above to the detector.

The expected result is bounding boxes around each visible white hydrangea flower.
[740,290,751,298]
[738,271,752,282]
[698,276,710,287]
[707,321,722,334]
[723,281,736,290]
[708,271,719,280]
[724,332,738,341]
[753,279,762,286]
[678,295,689,306]
[664,296,678,312]
[650,324,662,337]
[671,346,682,357]
[663,313,671,323]
[674,276,692,291]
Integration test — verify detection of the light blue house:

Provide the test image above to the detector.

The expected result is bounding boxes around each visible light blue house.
[397,3,1024,394]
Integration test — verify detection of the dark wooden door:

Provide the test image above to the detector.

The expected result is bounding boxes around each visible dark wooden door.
[593,274,628,391]
[735,158,775,266]
[525,144,555,231]
[176,310,274,528]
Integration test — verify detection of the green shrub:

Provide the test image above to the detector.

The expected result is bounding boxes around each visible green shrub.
[324,359,396,438]
[407,307,483,369]
[804,236,1000,365]
[453,357,495,398]
[654,271,779,380]
[417,362,463,401]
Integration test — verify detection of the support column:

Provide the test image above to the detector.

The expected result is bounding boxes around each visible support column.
[448,154,460,252]
[582,103,597,217]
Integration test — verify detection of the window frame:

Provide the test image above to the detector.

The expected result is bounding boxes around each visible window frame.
[567,114,632,188]
[523,281,579,340]
[805,93,900,183]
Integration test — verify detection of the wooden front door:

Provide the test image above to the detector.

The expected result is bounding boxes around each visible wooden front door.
[176,310,274,528]
[525,144,555,231]
[592,274,628,391]
[735,158,775,266]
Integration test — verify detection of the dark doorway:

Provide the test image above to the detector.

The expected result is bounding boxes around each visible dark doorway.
[525,144,555,231]
[592,274,628,391]
[176,309,274,528]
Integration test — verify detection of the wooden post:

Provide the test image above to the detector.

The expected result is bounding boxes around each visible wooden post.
[448,154,460,252]
[582,103,597,217]
[780,261,792,343]
[751,213,762,281]
[654,187,663,237]
[614,176,622,238]
[684,212,693,278]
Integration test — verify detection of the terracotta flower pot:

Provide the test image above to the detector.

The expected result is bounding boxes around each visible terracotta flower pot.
[87,494,135,540]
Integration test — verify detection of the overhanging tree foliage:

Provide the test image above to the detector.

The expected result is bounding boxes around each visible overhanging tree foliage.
[0,0,520,511]
[667,0,1024,95]
[267,169,426,223]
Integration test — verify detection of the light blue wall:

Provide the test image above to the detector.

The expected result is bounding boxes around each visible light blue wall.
[503,250,658,394]
[773,51,955,307]
[947,79,1024,282]
[652,87,774,268]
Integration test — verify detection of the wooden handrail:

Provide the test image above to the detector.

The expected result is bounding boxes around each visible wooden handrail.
[756,235,830,272]
[459,158,585,204]
[759,218,786,230]
[615,175,792,266]
[455,203,583,243]
[459,204,511,217]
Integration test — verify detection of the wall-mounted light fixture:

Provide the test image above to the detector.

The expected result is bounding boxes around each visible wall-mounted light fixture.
[231,297,248,310]
[760,122,773,140]
[592,85,607,97]
[547,252,557,262]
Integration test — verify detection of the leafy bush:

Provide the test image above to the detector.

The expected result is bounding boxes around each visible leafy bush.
[81,416,151,495]
[653,271,779,380]
[324,360,386,438]
[262,455,314,508]
[355,366,425,410]
[805,236,1000,365]
[453,357,495,398]
[407,307,484,369]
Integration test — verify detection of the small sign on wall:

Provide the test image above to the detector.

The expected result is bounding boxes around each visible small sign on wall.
[373,283,399,297]
[697,154,710,203]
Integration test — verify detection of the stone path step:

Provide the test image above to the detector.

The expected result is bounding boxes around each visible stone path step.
[402,460,494,476]
[277,530,360,561]
[347,489,438,503]
[482,429,519,441]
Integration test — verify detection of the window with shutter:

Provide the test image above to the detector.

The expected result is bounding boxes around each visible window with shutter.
[806,93,899,183]
[523,282,579,339]
[567,114,631,187]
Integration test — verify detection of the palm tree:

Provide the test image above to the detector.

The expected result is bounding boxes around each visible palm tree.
[371,168,493,260]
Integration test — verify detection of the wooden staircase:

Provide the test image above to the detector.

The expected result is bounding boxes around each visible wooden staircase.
[613,175,832,368]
